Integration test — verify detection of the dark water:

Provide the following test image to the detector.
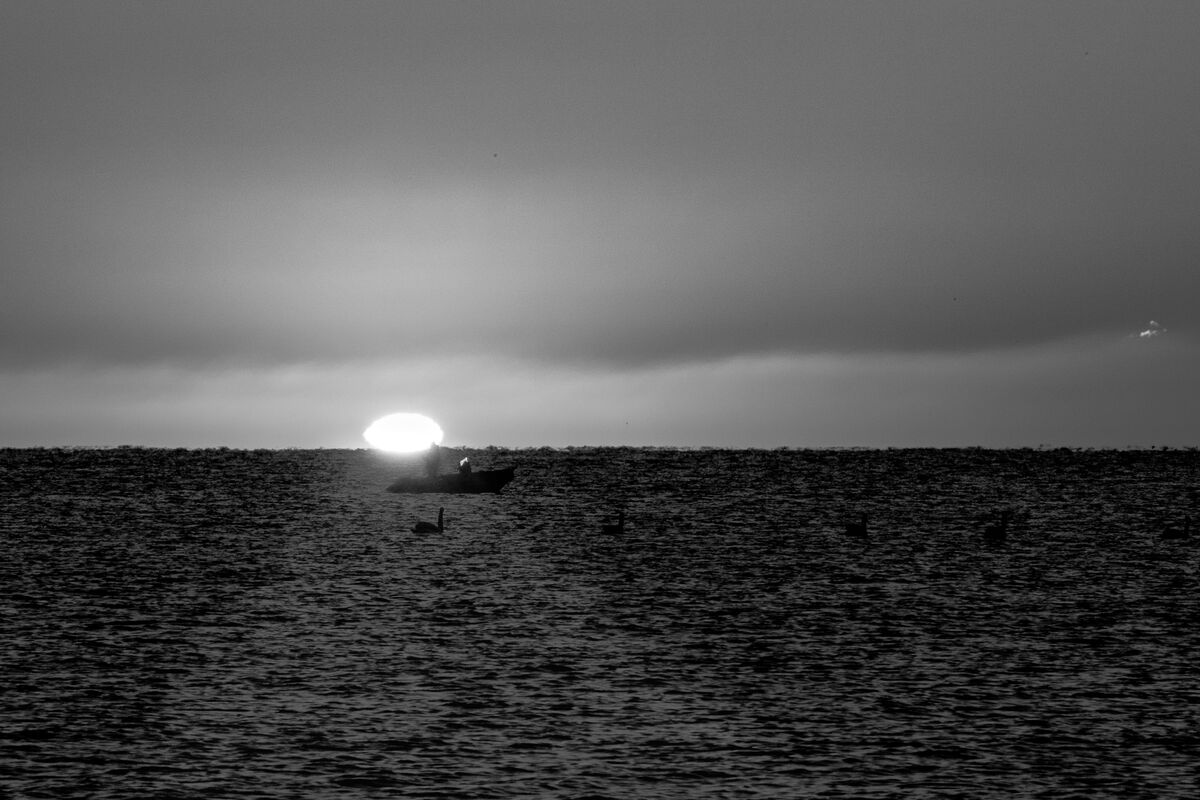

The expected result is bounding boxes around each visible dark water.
[3,447,1199,798]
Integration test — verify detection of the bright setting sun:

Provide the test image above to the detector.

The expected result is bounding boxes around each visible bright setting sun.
[362,413,444,453]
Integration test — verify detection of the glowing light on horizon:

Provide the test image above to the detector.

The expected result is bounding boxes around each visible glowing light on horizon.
[363,413,444,453]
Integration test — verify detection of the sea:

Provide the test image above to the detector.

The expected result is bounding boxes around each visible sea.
[2,446,1198,799]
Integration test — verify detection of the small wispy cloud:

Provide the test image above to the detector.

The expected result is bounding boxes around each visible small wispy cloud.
[1134,320,1167,339]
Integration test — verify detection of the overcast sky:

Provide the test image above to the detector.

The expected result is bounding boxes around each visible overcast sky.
[3,1,1197,448]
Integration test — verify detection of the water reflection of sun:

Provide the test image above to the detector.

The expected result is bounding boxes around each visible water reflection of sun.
[363,413,444,453]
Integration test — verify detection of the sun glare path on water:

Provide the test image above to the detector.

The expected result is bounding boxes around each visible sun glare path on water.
[363,413,444,453]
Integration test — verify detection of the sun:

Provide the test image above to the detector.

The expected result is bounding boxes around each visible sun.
[363,413,445,453]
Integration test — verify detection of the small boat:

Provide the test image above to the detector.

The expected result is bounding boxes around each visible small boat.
[386,466,516,494]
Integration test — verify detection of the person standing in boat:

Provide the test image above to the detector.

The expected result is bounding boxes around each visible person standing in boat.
[423,443,441,477]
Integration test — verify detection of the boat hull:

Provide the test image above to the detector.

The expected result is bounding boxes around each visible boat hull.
[386,466,515,494]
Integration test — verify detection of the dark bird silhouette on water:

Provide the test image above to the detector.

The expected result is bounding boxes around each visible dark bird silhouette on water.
[600,510,625,535]
[844,513,868,540]
[413,507,444,533]
[984,509,1012,544]
[1160,517,1191,541]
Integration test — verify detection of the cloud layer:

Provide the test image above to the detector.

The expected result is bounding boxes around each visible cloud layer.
[3,332,1192,449]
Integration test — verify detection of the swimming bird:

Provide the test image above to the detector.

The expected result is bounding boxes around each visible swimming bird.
[600,510,625,535]
[413,507,444,533]
[844,513,868,540]
[1160,517,1191,541]
[984,509,1012,544]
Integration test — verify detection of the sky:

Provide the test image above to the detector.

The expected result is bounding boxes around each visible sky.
[3,0,1197,449]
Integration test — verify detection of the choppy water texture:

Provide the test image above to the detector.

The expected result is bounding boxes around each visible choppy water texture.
[3,447,1200,798]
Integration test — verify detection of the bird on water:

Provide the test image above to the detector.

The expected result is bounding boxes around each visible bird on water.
[1161,517,1191,541]
[984,509,1012,544]
[413,507,444,533]
[844,513,868,540]
[600,510,625,535]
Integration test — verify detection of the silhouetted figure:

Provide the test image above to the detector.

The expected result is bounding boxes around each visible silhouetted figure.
[458,456,472,475]
[423,443,441,478]
[844,513,868,540]
[984,509,1012,544]
[1161,517,1191,541]
[600,510,625,535]
[413,507,444,533]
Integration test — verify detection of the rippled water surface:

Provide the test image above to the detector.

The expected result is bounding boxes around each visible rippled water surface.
[3,447,1199,798]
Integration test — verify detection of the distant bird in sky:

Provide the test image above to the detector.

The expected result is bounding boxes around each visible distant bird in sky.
[600,510,625,535]
[984,509,1012,544]
[413,507,444,533]
[1160,517,1191,541]
[844,513,868,540]
[1137,320,1167,338]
